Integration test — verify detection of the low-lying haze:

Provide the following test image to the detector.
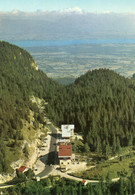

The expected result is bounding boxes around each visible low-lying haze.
[1,10,135,41]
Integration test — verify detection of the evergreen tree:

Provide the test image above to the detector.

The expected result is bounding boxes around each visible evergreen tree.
[119,178,124,195]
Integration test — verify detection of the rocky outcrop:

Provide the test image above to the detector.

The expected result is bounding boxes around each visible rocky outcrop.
[0,174,14,184]
[31,62,38,70]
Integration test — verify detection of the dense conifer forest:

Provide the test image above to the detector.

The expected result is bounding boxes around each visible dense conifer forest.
[1,40,135,177]
[0,41,60,173]
[2,173,135,195]
[46,69,135,156]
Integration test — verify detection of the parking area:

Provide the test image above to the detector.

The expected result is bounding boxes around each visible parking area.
[66,161,88,174]
[33,134,51,174]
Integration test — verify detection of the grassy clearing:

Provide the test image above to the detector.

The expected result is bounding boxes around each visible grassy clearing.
[72,148,135,180]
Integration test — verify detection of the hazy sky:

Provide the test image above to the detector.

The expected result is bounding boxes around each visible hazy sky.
[1,0,135,13]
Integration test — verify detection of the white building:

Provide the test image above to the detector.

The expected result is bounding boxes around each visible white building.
[61,124,75,139]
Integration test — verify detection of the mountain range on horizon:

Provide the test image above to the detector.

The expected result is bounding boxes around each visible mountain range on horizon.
[0,10,135,41]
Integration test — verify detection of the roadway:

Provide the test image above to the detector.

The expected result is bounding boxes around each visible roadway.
[0,124,120,188]
[36,124,58,178]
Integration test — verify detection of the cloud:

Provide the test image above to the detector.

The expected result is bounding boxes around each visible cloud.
[61,7,83,14]
[12,9,20,15]
[100,10,112,14]
[1,9,135,17]
[0,9,135,41]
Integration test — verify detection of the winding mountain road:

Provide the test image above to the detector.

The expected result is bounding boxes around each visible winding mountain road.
[36,124,58,178]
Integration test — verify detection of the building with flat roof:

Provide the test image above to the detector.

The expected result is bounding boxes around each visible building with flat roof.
[61,124,75,138]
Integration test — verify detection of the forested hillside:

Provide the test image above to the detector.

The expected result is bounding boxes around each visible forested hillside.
[2,173,135,195]
[0,41,60,173]
[46,69,135,155]
[1,41,135,174]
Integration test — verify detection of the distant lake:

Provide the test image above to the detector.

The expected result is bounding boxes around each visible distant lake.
[10,39,135,48]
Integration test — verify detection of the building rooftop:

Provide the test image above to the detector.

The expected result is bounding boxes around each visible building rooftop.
[59,145,72,158]
[18,166,28,173]
[61,124,74,138]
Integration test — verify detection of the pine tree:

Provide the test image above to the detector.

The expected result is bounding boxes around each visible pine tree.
[105,144,110,160]
[78,182,82,195]
[84,143,90,153]
[112,134,116,154]
[119,178,124,195]
[116,137,121,155]
[129,180,132,195]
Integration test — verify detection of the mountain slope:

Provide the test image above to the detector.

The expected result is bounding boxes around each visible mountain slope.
[0,41,60,173]
[47,69,135,155]
[1,41,135,174]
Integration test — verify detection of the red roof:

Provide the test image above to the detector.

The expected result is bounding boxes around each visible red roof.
[82,180,86,184]
[18,166,27,173]
[59,145,72,157]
